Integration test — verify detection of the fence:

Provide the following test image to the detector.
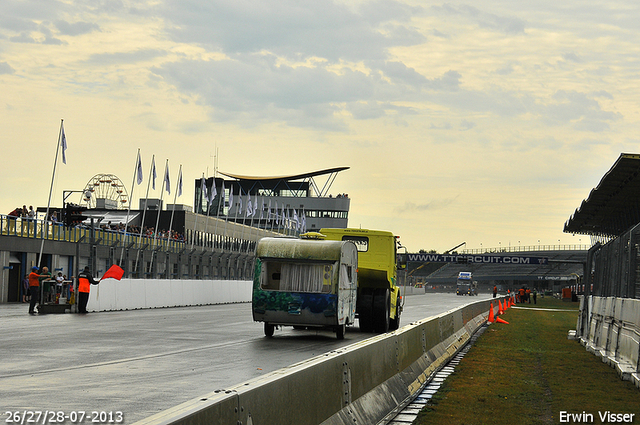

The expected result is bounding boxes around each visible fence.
[587,224,640,299]
[0,214,269,281]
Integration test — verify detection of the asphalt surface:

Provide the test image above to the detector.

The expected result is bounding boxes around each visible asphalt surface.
[0,292,491,424]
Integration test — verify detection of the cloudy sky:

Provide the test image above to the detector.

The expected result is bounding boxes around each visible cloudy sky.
[2,0,639,252]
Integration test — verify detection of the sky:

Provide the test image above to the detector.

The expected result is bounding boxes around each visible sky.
[2,0,639,253]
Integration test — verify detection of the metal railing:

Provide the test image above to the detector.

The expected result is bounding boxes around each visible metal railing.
[1,214,185,251]
[463,244,591,254]
[587,224,640,299]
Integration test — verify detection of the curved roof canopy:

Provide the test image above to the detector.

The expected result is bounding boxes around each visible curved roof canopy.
[564,153,640,238]
[218,167,349,182]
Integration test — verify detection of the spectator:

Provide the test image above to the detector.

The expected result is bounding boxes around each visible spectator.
[22,274,29,303]
[28,267,42,315]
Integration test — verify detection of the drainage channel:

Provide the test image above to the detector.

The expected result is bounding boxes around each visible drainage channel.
[381,324,489,425]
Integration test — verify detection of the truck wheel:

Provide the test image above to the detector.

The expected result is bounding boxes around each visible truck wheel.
[264,323,275,337]
[389,301,400,331]
[373,289,390,333]
[358,290,374,332]
[336,324,346,340]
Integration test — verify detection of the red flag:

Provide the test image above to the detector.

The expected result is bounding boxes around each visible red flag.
[101,264,124,281]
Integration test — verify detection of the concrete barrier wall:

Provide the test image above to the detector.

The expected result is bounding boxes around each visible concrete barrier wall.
[132,297,501,425]
[576,296,640,388]
[83,281,427,312]
[85,279,253,312]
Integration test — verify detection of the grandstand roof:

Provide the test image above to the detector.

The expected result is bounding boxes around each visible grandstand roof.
[218,167,349,182]
[564,153,640,238]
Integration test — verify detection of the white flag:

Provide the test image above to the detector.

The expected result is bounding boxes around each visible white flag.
[201,175,208,203]
[267,199,272,223]
[164,163,170,194]
[61,123,67,164]
[253,194,258,217]
[136,152,143,185]
[209,183,217,204]
[246,195,252,217]
[228,187,234,212]
[177,168,183,197]
[151,157,157,190]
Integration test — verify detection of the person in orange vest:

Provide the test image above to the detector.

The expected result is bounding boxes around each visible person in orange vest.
[493,285,497,298]
[526,288,532,304]
[519,287,525,303]
[77,266,100,314]
[28,266,42,315]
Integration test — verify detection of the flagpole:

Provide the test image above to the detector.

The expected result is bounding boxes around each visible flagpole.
[248,194,258,253]
[249,197,257,253]
[153,159,169,249]
[271,201,277,233]
[135,154,155,276]
[232,187,241,248]
[240,193,249,251]
[191,174,206,251]
[202,175,212,249]
[38,119,64,267]
[213,181,221,247]
[168,164,182,251]
[269,200,275,233]
[190,181,199,251]
[223,183,230,245]
[212,148,220,248]
[120,149,141,266]
[150,159,169,274]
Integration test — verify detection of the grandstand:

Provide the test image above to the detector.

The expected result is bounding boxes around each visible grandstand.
[408,249,586,293]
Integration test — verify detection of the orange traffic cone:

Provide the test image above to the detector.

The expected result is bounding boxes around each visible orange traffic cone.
[498,299,504,315]
[504,297,509,310]
[488,302,495,323]
[495,316,509,324]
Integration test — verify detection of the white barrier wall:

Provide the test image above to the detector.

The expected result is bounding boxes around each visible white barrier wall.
[86,279,253,312]
[84,282,425,312]
[575,296,640,388]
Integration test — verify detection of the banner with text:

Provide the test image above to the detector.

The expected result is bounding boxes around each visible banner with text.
[406,253,549,265]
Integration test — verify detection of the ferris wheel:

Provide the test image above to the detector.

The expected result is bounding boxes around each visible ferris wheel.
[80,174,129,209]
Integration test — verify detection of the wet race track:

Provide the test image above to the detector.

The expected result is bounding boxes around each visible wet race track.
[0,292,491,424]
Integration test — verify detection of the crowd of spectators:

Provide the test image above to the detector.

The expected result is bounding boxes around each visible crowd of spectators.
[8,205,36,219]
[99,221,185,242]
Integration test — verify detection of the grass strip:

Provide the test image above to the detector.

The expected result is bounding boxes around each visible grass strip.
[414,297,640,425]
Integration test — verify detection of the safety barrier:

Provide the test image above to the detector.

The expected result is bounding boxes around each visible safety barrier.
[575,296,640,388]
[132,297,500,425]
[83,281,427,312]
[86,278,253,311]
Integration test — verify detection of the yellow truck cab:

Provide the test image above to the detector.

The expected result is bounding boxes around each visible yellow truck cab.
[319,228,402,333]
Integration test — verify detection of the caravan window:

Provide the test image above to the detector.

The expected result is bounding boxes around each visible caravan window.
[261,261,332,293]
[342,236,368,252]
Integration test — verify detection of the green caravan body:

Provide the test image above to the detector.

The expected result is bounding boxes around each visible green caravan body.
[252,237,358,339]
[318,228,402,333]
